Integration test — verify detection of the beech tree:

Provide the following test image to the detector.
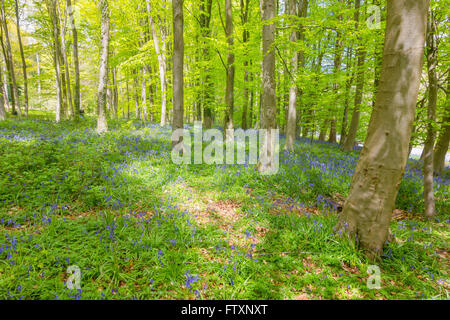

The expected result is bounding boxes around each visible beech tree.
[337,0,430,259]
[96,0,110,133]
[172,0,184,144]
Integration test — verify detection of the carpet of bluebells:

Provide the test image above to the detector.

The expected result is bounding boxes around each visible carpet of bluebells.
[0,116,448,300]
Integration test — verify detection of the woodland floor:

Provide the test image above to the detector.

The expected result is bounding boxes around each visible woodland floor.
[0,111,448,300]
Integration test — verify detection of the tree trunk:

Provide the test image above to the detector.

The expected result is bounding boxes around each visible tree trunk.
[134,72,140,120]
[67,0,81,119]
[47,0,63,122]
[423,10,437,219]
[141,67,148,122]
[342,0,366,152]
[14,0,28,117]
[0,57,5,120]
[224,0,235,141]
[1,0,20,116]
[433,75,449,175]
[172,0,184,143]
[337,0,429,259]
[57,1,74,119]
[146,0,168,126]
[200,0,213,129]
[96,0,110,133]
[340,46,355,145]
[285,0,298,151]
[258,0,277,173]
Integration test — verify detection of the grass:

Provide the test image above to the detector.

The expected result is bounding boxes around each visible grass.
[0,114,448,300]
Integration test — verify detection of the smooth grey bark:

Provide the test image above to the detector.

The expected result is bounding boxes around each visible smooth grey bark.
[146,0,168,126]
[47,0,63,122]
[14,0,28,117]
[328,0,344,144]
[285,0,298,151]
[67,0,81,119]
[433,75,449,175]
[1,0,20,116]
[423,11,437,219]
[134,72,140,120]
[258,0,277,173]
[337,0,430,259]
[240,0,250,129]
[57,1,74,118]
[96,0,110,133]
[172,0,184,144]
[199,0,213,129]
[342,0,366,152]
[224,0,235,141]
[340,46,355,145]
[0,58,5,120]
[141,67,148,122]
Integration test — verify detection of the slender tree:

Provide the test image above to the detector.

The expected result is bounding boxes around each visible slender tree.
[342,0,366,152]
[433,74,449,175]
[14,0,28,117]
[423,10,438,219]
[96,0,110,133]
[67,0,81,119]
[172,0,184,143]
[1,0,21,116]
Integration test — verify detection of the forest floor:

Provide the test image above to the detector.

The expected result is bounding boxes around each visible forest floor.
[0,112,448,300]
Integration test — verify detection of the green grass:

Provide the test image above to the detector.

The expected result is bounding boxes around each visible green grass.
[0,115,448,300]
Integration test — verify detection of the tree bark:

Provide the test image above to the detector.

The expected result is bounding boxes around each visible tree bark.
[57,1,74,119]
[423,10,437,219]
[224,0,235,141]
[1,0,21,116]
[96,0,110,133]
[433,75,449,175]
[14,0,28,117]
[258,0,277,173]
[342,0,366,152]
[141,67,148,122]
[67,0,81,119]
[337,0,430,259]
[172,0,184,143]
[0,57,5,120]
[146,0,168,127]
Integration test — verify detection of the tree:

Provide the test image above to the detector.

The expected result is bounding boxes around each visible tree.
[0,57,5,120]
[224,0,235,141]
[423,10,438,219]
[1,0,21,116]
[47,0,64,122]
[258,0,276,173]
[97,0,110,133]
[14,0,28,117]
[337,0,430,259]
[433,74,449,175]
[146,0,168,127]
[342,0,366,152]
[172,0,184,143]
[66,0,81,120]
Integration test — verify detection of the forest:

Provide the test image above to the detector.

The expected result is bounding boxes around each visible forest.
[0,0,448,300]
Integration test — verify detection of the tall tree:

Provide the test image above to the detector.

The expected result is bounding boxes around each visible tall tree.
[172,0,184,143]
[67,0,81,119]
[423,10,438,219]
[1,0,21,116]
[199,0,213,128]
[47,0,64,122]
[337,0,430,259]
[96,0,110,133]
[0,58,5,120]
[14,0,28,117]
[258,0,277,173]
[342,0,366,152]
[240,0,250,129]
[146,0,168,127]
[224,0,235,141]
[433,74,449,175]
